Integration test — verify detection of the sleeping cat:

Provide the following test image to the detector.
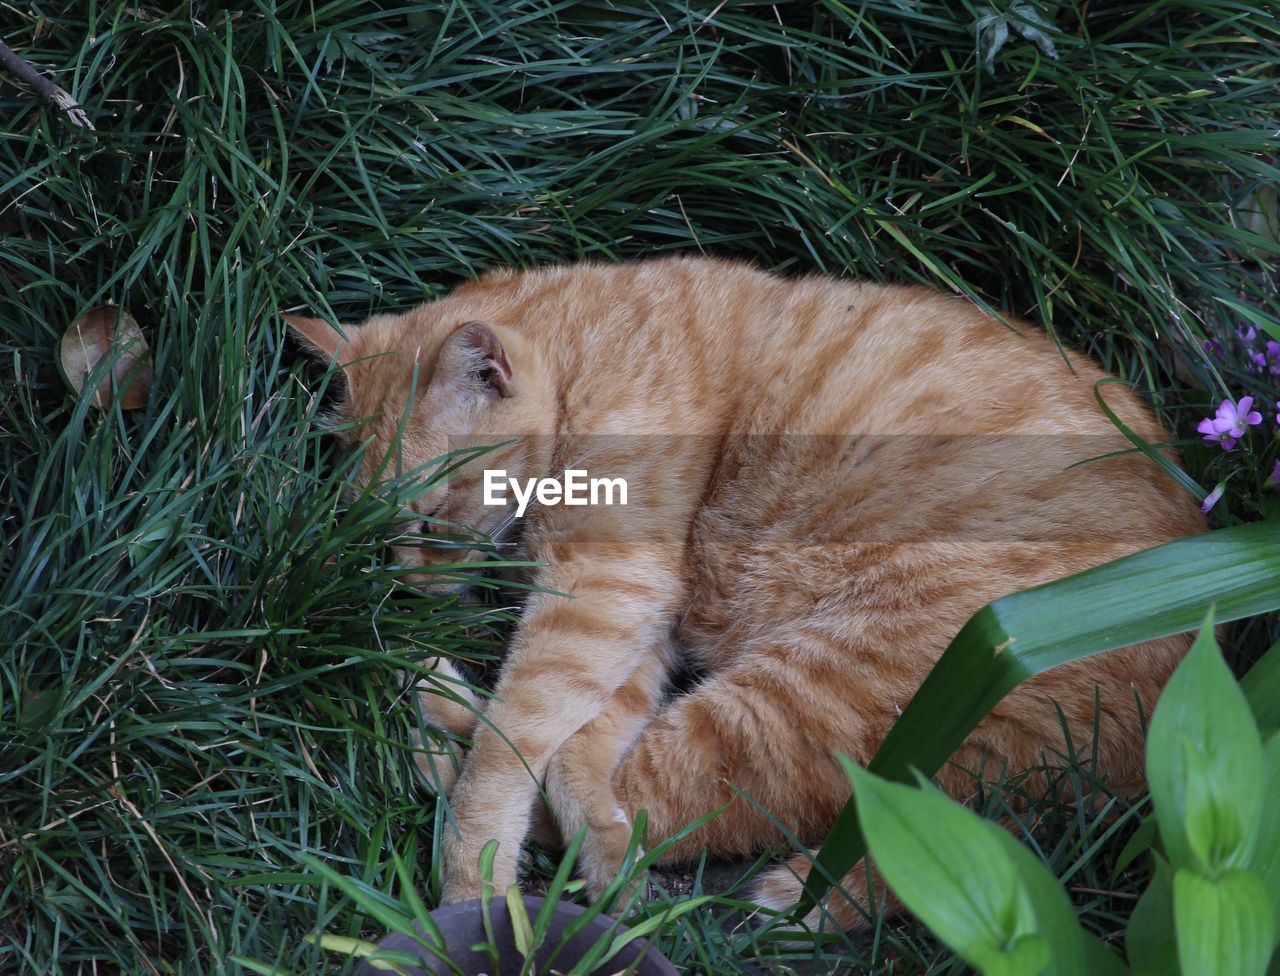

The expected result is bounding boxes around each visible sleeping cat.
[285,256,1204,930]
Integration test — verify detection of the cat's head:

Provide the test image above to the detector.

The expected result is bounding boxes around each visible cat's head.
[285,308,552,590]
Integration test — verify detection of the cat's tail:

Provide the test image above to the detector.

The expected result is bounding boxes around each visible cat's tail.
[750,851,895,934]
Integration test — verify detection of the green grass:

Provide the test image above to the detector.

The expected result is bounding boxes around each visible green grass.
[2,2,1278,973]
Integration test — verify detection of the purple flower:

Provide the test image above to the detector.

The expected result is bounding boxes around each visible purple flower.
[1202,339,1225,361]
[1197,396,1263,451]
[1200,430,1239,451]
[1267,340,1280,375]
[1200,483,1225,514]
[1196,420,1238,450]
[1225,395,1264,433]
[1240,324,1258,343]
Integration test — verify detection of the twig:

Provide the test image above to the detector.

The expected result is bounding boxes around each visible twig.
[1068,885,1140,901]
[0,38,95,131]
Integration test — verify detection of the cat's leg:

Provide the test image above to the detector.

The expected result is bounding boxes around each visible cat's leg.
[610,650,881,863]
[404,657,562,847]
[609,661,981,931]
[439,545,682,904]
[612,626,1182,930]
[407,656,482,796]
[606,640,984,928]
[543,640,673,897]
[408,657,563,847]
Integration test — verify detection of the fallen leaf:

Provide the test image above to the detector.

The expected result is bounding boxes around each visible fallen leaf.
[973,3,1060,76]
[59,306,152,409]
[1235,186,1279,248]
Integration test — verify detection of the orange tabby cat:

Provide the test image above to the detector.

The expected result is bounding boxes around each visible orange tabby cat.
[285,256,1204,929]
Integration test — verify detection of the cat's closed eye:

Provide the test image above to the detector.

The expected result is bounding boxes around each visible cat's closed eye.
[393,512,433,540]
[398,503,451,540]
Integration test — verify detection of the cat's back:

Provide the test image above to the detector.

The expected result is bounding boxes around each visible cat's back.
[456,257,1152,440]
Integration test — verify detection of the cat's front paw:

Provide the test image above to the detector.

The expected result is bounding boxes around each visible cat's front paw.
[410,727,466,796]
[439,875,484,905]
[408,660,482,738]
[580,807,647,903]
[439,836,487,905]
[439,812,524,905]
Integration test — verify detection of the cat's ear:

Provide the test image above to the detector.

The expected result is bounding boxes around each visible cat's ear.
[283,313,347,366]
[435,320,514,399]
[283,312,358,409]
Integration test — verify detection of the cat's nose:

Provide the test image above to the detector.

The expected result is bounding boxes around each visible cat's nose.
[390,519,428,547]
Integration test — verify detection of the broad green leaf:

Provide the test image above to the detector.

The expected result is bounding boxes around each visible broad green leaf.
[1180,741,1251,869]
[307,933,378,959]
[1147,612,1265,874]
[1127,854,1177,976]
[980,934,1050,976]
[1112,815,1157,882]
[506,884,534,961]
[1174,868,1274,976]
[126,518,178,567]
[988,817,1126,976]
[1252,733,1280,923]
[1082,934,1130,976]
[532,825,588,950]
[847,761,1049,976]
[477,839,501,969]
[1242,638,1280,734]
[800,520,1280,912]
[309,927,430,973]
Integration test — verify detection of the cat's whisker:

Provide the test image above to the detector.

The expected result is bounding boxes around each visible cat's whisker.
[489,507,520,542]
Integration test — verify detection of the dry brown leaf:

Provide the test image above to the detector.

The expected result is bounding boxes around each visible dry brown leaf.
[59,306,153,409]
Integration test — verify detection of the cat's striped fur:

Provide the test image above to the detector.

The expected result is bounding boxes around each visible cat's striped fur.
[286,257,1204,929]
